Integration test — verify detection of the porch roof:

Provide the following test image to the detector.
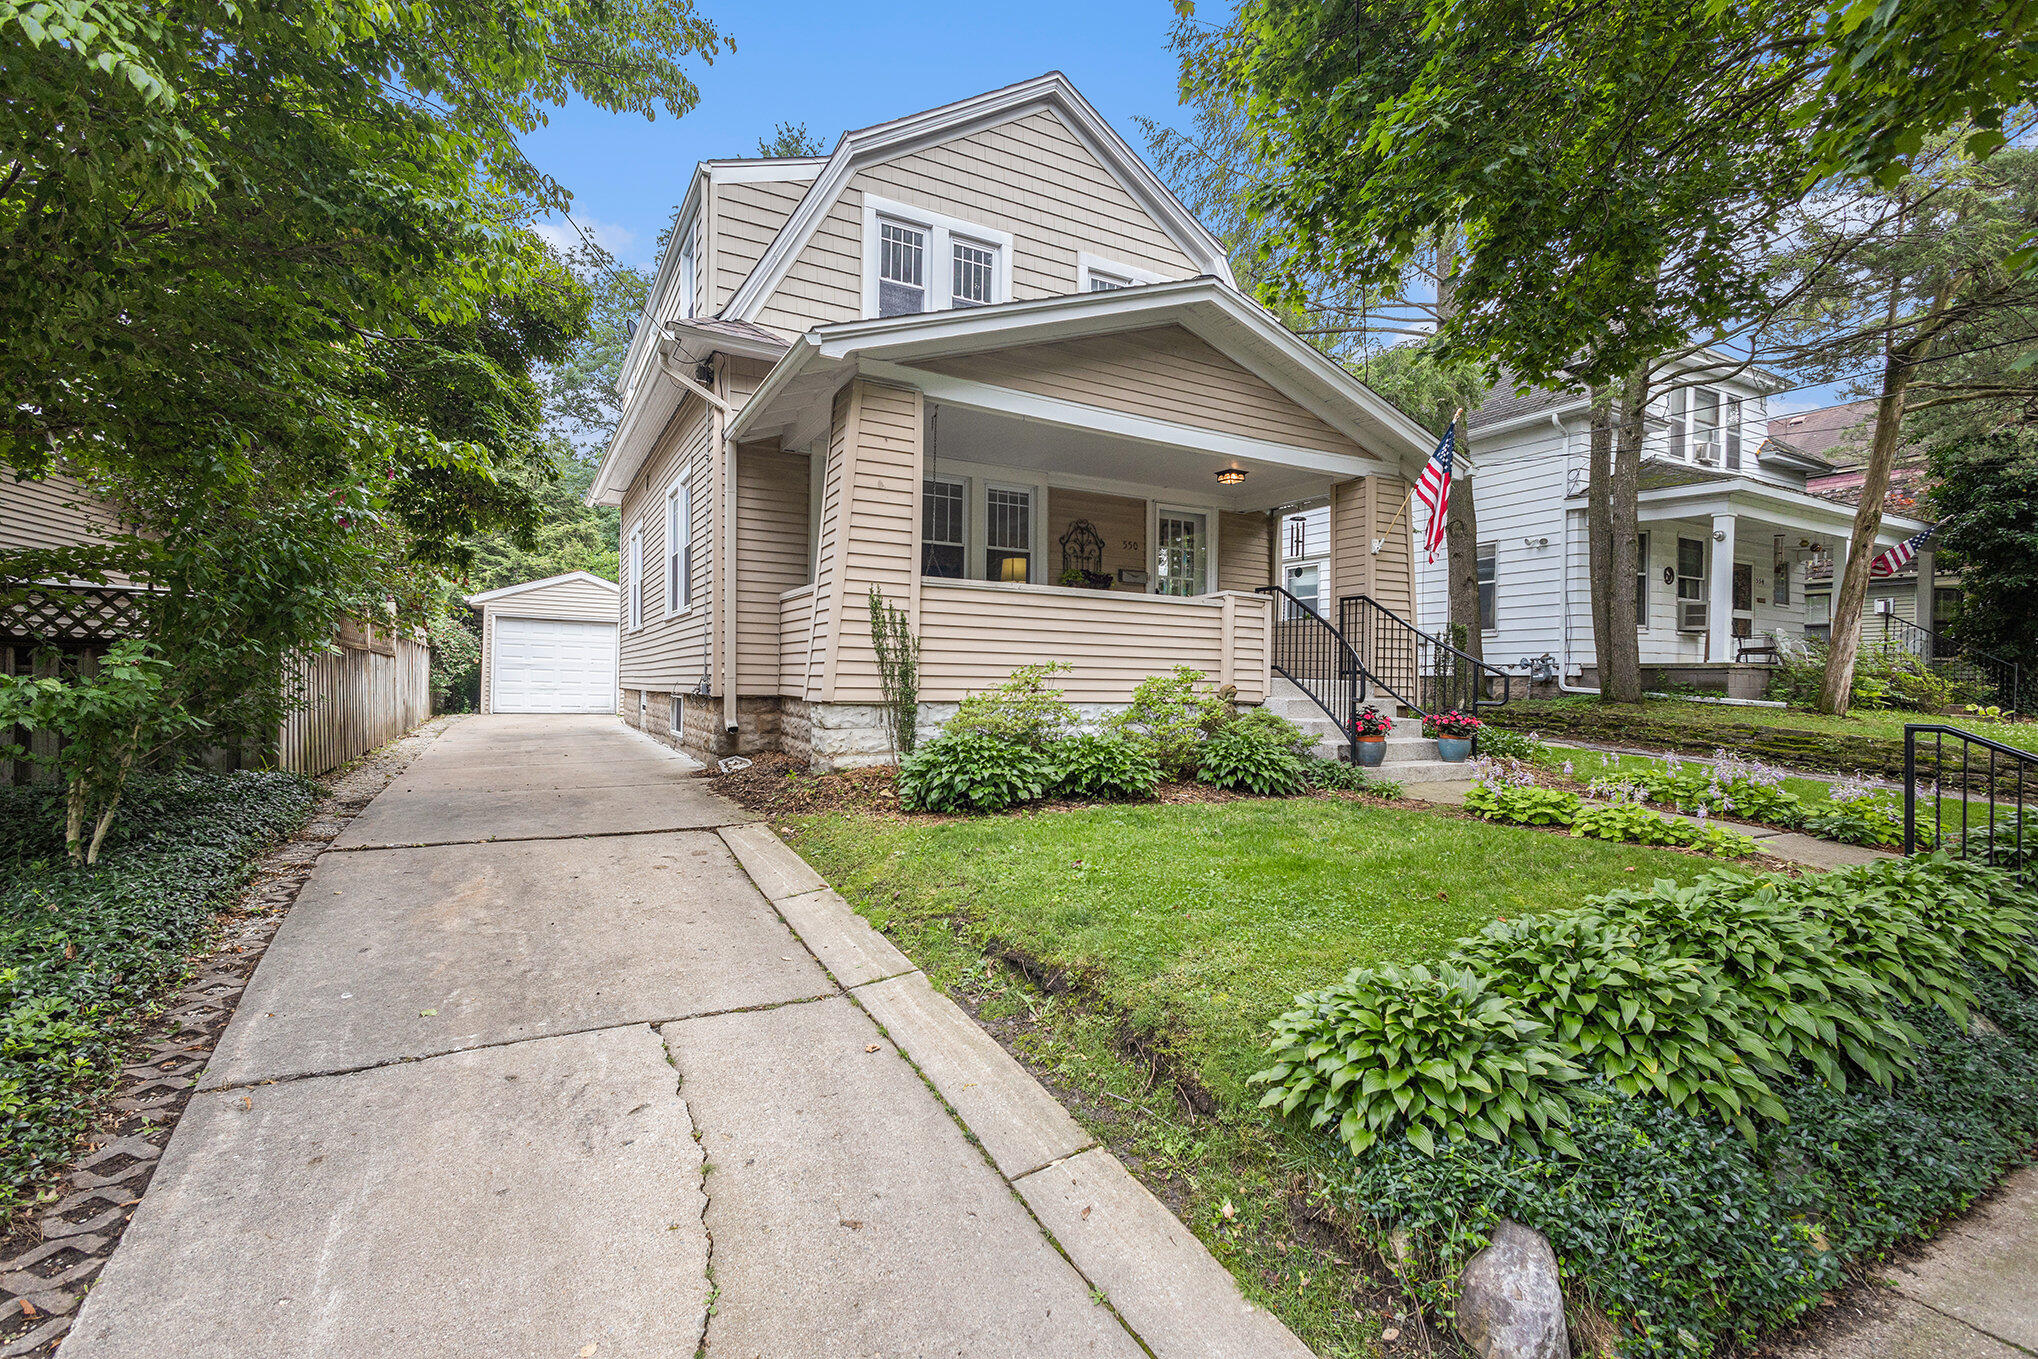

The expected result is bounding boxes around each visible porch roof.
[724,278,1438,475]
[1635,475,1931,547]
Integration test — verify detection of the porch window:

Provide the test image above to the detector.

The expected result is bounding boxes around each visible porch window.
[1676,536,1706,631]
[1635,532,1650,629]
[986,486,1034,583]
[1476,544,1497,630]
[877,221,926,317]
[1283,562,1322,618]
[1156,510,1209,597]
[952,241,996,308]
[664,474,692,614]
[1733,561,1753,613]
[921,477,966,578]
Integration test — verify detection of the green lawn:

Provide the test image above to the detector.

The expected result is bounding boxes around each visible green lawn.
[787,796,1715,1355]
[1501,695,2036,752]
[791,798,1707,1108]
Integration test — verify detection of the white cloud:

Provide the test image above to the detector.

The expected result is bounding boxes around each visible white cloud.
[531,215,643,265]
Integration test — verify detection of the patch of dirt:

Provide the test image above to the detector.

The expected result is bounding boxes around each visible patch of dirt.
[0,717,456,1357]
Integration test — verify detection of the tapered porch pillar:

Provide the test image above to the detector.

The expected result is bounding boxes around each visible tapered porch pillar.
[1709,512,1736,662]
[1914,547,1936,658]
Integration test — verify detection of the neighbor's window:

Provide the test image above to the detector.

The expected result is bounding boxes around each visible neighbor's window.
[1726,396,1744,469]
[1693,387,1721,462]
[1635,532,1650,629]
[1666,388,1688,459]
[952,240,996,308]
[1283,562,1322,619]
[921,477,966,578]
[1676,536,1706,631]
[1476,544,1497,630]
[1773,558,1791,606]
[986,486,1034,583]
[877,220,927,317]
[664,473,692,614]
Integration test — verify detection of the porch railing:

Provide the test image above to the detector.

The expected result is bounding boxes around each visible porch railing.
[1257,586,1364,757]
[1339,594,1517,721]
[1904,723,2038,880]
[1873,615,2024,716]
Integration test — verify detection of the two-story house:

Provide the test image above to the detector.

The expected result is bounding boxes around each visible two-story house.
[1413,362,1933,699]
[588,73,1439,766]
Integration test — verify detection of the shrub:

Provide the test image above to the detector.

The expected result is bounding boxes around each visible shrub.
[1107,666,1229,777]
[1254,961,1583,1156]
[1464,781,1580,826]
[946,663,1077,749]
[1302,758,1400,796]
[896,729,1056,813]
[1473,726,1545,761]
[0,771,316,1211]
[1571,802,1760,857]
[1616,752,1806,828]
[1051,734,1161,802]
[1798,779,1909,847]
[1196,719,1308,795]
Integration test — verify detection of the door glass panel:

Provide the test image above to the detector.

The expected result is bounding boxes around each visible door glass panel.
[1156,511,1209,597]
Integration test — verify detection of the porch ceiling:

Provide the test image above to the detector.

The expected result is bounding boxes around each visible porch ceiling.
[929,402,1338,510]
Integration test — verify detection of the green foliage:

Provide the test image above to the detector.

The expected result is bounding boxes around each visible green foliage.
[1616,762,1807,828]
[948,664,1077,750]
[1571,803,1760,857]
[756,121,826,157]
[1052,735,1162,802]
[1196,718,1308,795]
[1769,639,1989,714]
[1798,787,1909,848]
[0,640,206,863]
[1463,782,1579,826]
[896,729,1056,814]
[1254,962,1583,1157]
[1471,727,1545,762]
[1301,758,1401,796]
[1107,666,1229,777]
[868,587,921,758]
[426,610,481,714]
[0,771,317,1212]
[1933,425,2038,675]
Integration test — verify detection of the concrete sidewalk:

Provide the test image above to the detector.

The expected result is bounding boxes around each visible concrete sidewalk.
[60,715,1307,1359]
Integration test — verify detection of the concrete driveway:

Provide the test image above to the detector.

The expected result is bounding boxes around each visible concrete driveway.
[60,716,1308,1359]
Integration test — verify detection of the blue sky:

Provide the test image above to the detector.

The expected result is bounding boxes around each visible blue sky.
[523,1,1202,271]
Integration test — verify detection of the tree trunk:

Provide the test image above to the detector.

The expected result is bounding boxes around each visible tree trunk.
[1444,412,1484,664]
[1603,368,1647,702]
[1586,389,1615,695]
[1818,355,1914,714]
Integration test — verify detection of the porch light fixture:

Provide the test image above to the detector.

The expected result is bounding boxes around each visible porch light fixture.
[1215,467,1248,486]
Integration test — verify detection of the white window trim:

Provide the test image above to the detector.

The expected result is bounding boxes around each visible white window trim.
[1475,542,1498,633]
[677,222,697,321]
[664,472,693,617]
[1076,250,1170,292]
[860,193,1014,319]
[982,479,1040,585]
[1151,503,1218,598]
[920,472,970,579]
[626,524,645,632]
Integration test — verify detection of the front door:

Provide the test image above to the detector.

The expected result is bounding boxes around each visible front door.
[1155,510,1209,597]
[1732,561,1755,644]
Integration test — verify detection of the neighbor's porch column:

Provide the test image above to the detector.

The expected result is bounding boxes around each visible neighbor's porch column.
[1914,545,1936,658]
[1709,512,1736,663]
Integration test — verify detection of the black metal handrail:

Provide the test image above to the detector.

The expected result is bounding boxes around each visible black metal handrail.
[1904,723,2037,878]
[1874,615,2024,716]
[1257,586,1366,760]
[1338,594,1517,721]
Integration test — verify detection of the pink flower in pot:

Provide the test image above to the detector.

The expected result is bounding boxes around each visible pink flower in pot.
[1351,706,1393,766]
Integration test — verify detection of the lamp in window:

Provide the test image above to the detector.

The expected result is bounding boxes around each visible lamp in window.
[996,555,1029,583]
[1215,467,1248,486]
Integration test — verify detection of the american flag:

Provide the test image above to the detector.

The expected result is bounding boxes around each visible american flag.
[1868,525,1936,577]
[1415,423,1456,563]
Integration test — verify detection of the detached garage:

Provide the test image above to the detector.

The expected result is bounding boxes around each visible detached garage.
[468,572,620,714]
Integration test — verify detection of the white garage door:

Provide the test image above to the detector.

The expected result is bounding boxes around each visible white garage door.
[491,617,618,714]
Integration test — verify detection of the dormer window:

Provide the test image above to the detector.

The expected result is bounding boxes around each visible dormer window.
[1664,384,1746,469]
[1077,252,1166,293]
[861,194,1011,318]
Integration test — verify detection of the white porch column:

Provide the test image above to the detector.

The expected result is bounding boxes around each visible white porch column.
[1826,535,1848,643]
[1914,547,1936,657]
[1708,512,1736,662]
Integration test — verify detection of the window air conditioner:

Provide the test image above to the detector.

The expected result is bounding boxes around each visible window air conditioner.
[1678,600,1709,632]
[1692,436,1723,466]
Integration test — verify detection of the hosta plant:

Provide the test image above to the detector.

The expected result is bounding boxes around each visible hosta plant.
[1197,720,1308,795]
[896,729,1056,813]
[1571,802,1760,857]
[1798,781,1908,848]
[1464,781,1580,826]
[1051,734,1161,802]
[1253,962,1582,1157]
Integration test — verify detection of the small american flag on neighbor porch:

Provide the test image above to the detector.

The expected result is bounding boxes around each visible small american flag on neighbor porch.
[1415,423,1456,563]
[1869,525,1936,577]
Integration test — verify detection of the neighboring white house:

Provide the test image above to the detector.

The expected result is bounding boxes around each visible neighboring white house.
[1409,361,1935,698]
[467,571,620,715]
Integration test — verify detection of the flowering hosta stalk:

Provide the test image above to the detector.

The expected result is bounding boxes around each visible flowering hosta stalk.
[1252,962,1583,1157]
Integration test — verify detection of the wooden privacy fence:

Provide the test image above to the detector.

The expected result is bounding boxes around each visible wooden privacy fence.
[275,632,431,775]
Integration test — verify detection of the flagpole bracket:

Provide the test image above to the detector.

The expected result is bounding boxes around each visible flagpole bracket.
[1370,538,1386,556]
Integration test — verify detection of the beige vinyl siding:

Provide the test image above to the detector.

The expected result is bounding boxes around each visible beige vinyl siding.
[753,107,1199,335]
[476,576,617,714]
[1,471,120,554]
[820,382,922,702]
[806,386,853,699]
[1328,478,1371,611]
[711,178,812,315]
[1218,511,1272,594]
[919,327,1366,458]
[1369,473,1415,621]
[915,583,1271,704]
[618,396,715,691]
[734,445,811,694]
[1043,488,1145,591]
[779,585,815,697]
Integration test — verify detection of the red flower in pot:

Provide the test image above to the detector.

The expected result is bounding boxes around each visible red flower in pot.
[1423,709,1482,761]
[1351,706,1394,766]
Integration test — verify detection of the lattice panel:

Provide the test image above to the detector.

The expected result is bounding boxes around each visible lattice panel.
[0,588,149,645]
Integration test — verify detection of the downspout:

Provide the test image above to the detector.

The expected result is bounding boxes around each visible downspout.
[720,369,740,741]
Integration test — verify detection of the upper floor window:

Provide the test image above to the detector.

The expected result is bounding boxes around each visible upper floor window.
[862,194,1011,319]
[1664,385,1748,468]
[1077,252,1166,294]
[1477,544,1497,630]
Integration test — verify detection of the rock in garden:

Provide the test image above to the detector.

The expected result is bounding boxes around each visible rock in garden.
[1455,1219,1571,1359]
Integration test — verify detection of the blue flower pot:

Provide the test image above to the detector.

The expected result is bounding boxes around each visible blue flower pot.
[1437,737,1473,763]
[1355,736,1387,767]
